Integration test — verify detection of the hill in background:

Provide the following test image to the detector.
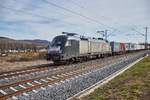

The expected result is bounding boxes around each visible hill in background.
[22,39,50,46]
[0,36,50,52]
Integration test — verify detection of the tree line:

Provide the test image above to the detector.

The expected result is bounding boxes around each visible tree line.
[0,40,47,53]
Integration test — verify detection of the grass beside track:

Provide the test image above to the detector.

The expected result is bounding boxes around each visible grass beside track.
[82,56,150,100]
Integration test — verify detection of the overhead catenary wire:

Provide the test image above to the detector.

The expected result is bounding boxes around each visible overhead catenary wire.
[42,0,119,32]
[131,28,145,36]
[0,4,76,26]
[131,27,148,48]
[2,0,121,32]
[12,0,72,18]
[0,5,110,35]
[67,0,130,36]
[0,0,109,30]
[69,0,140,34]
[11,0,100,26]
[0,5,54,22]
[1,0,126,35]
[69,0,84,8]
[68,0,114,23]
[0,3,106,37]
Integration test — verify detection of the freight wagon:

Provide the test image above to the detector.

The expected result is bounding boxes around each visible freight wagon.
[148,45,150,49]
[125,43,145,52]
[135,44,145,51]
[125,43,136,52]
[110,42,125,55]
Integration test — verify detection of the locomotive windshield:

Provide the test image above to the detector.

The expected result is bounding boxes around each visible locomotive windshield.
[51,35,67,48]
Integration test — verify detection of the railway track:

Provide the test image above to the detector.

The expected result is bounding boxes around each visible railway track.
[0,58,109,80]
[0,53,128,81]
[0,55,125,86]
[0,51,148,100]
[0,58,117,100]
[18,51,148,100]
[0,63,54,79]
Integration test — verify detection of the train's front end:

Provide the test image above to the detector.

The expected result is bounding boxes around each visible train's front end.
[47,35,67,62]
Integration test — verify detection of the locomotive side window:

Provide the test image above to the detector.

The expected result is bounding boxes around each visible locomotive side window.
[65,40,71,46]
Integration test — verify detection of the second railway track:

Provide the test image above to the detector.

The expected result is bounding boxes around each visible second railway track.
[0,63,54,79]
[0,52,132,81]
[0,54,127,85]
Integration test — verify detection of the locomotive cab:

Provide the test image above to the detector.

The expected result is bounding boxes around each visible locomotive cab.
[47,35,79,62]
[47,35,67,61]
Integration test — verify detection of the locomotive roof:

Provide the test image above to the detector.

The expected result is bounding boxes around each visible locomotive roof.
[68,35,80,41]
[62,32,77,36]
[57,34,108,43]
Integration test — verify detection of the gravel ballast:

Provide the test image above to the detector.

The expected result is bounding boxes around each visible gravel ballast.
[0,54,129,85]
[8,52,147,100]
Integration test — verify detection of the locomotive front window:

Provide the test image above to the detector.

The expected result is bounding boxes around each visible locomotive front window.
[51,36,67,48]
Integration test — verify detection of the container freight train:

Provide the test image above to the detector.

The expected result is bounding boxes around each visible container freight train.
[47,33,145,63]
[110,42,145,55]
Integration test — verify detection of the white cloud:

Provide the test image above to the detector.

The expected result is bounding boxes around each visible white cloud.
[0,0,149,43]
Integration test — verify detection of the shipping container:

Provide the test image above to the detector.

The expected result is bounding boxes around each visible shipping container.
[110,42,125,53]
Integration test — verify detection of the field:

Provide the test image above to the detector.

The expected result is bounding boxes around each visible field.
[0,52,49,73]
[82,56,150,100]
[0,52,47,62]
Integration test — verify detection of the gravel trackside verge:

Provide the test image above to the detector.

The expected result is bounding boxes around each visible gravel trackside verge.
[9,52,146,100]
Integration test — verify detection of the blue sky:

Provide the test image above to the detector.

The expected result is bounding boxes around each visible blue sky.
[0,0,150,43]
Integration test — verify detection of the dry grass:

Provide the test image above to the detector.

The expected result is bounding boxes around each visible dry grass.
[0,59,50,73]
[4,52,47,62]
[82,56,150,100]
[0,52,50,73]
